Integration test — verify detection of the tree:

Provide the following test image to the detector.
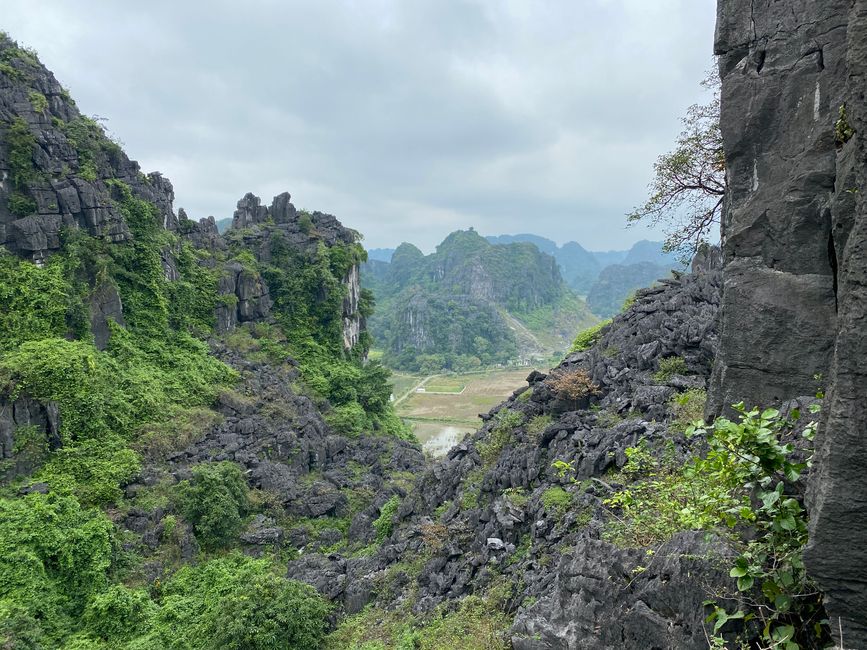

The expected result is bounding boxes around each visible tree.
[627,70,724,259]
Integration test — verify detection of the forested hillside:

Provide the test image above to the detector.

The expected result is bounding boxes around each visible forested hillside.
[362,229,597,371]
[0,33,417,649]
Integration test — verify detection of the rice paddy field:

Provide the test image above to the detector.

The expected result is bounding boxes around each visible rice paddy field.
[390,368,537,456]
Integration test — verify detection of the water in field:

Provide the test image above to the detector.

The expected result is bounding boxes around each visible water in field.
[413,423,475,457]
[394,368,535,457]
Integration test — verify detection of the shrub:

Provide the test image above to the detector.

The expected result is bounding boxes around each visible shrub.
[373,495,400,543]
[325,581,511,650]
[570,319,610,352]
[653,356,688,382]
[298,211,315,235]
[546,368,600,407]
[325,402,368,437]
[526,414,553,437]
[541,486,572,516]
[176,462,249,550]
[0,491,114,641]
[668,388,706,433]
[603,403,826,647]
[83,585,155,642]
[478,410,524,464]
[155,554,330,650]
[835,104,855,145]
[28,90,48,113]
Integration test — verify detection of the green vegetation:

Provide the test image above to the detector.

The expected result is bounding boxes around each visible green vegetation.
[835,104,855,145]
[627,70,724,258]
[541,486,572,516]
[63,115,123,181]
[526,414,553,440]
[373,495,401,543]
[28,90,47,113]
[669,388,706,433]
[364,230,597,372]
[325,580,512,649]
[653,355,688,382]
[228,232,408,438]
[176,462,249,550]
[601,404,826,648]
[0,56,407,645]
[6,116,38,216]
[570,319,610,352]
[477,410,524,465]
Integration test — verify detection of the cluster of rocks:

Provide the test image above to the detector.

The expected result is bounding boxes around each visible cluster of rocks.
[277,259,731,648]
[0,34,177,261]
[120,341,425,585]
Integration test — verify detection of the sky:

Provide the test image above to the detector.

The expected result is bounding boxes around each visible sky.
[3,0,717,252]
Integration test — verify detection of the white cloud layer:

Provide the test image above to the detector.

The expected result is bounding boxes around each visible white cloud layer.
[3,0,716,251]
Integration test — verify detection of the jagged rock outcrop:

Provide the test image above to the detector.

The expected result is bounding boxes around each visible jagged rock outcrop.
[293,261,727,647]
[0,34,177,262]
[806,2,867,645]
[121,341,424,585]
[712,1,867,644]
[223,191,365,347]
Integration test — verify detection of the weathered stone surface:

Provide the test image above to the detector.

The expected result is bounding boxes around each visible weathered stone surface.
[709,0,849,414]
[805,2,867,646]
[89,281,125,350]
[0,34,175,261]
[511,533,733,650]
[712,1,867,644]
[0,393,60,480]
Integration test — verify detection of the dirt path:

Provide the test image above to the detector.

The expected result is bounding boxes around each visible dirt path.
[393,374,439,406]
[500,310,544,356]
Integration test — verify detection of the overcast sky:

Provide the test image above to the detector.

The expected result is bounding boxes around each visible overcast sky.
[4,0,716,252]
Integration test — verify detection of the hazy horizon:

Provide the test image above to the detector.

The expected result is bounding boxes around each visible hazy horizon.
[3,0,716,251]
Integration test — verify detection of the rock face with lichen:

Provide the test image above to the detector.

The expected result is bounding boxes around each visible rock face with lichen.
[712,0,867,644]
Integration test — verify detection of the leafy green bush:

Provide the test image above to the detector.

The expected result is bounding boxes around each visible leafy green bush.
[28,90,47,113]
[153,554,331,650]
[526,414,553,440]
[0,252,75,351]
[326,402,368,437]
[668,388,706,433]
[176,462,249,550]
[541,486,572,516]
[835,104,855,145]
[603,404,826,647]
[0,491,114,644]
[373,495,400,543]
[570,319,610,352]
[478,410,524,465]
[325,581,511,649]
[83,585,155,643]
[39,439,141,506]
[6,117,38,216]
[653,356,688,382]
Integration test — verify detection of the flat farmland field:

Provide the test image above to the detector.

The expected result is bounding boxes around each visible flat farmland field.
[393,368,536,454]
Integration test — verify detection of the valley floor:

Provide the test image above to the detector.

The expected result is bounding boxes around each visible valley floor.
[391,368,537,455]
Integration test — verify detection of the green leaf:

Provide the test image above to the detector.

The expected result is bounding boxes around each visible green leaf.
[729,566,747,578]
[737,575,754,591]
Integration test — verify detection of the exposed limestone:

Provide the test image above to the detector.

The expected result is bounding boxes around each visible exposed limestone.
[712,0,867,643]
[709,0,848,413]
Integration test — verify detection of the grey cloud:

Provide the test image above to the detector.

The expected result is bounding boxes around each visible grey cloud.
[3,0,716,251]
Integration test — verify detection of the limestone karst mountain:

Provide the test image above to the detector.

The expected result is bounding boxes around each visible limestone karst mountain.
[1,0,866,645]
[362,228,598,370]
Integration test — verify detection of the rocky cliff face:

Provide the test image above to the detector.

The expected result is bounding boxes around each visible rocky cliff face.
[303,256,728,648]
[0,36,371,481]
[712,1,867,644]
[0,34,177,262]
